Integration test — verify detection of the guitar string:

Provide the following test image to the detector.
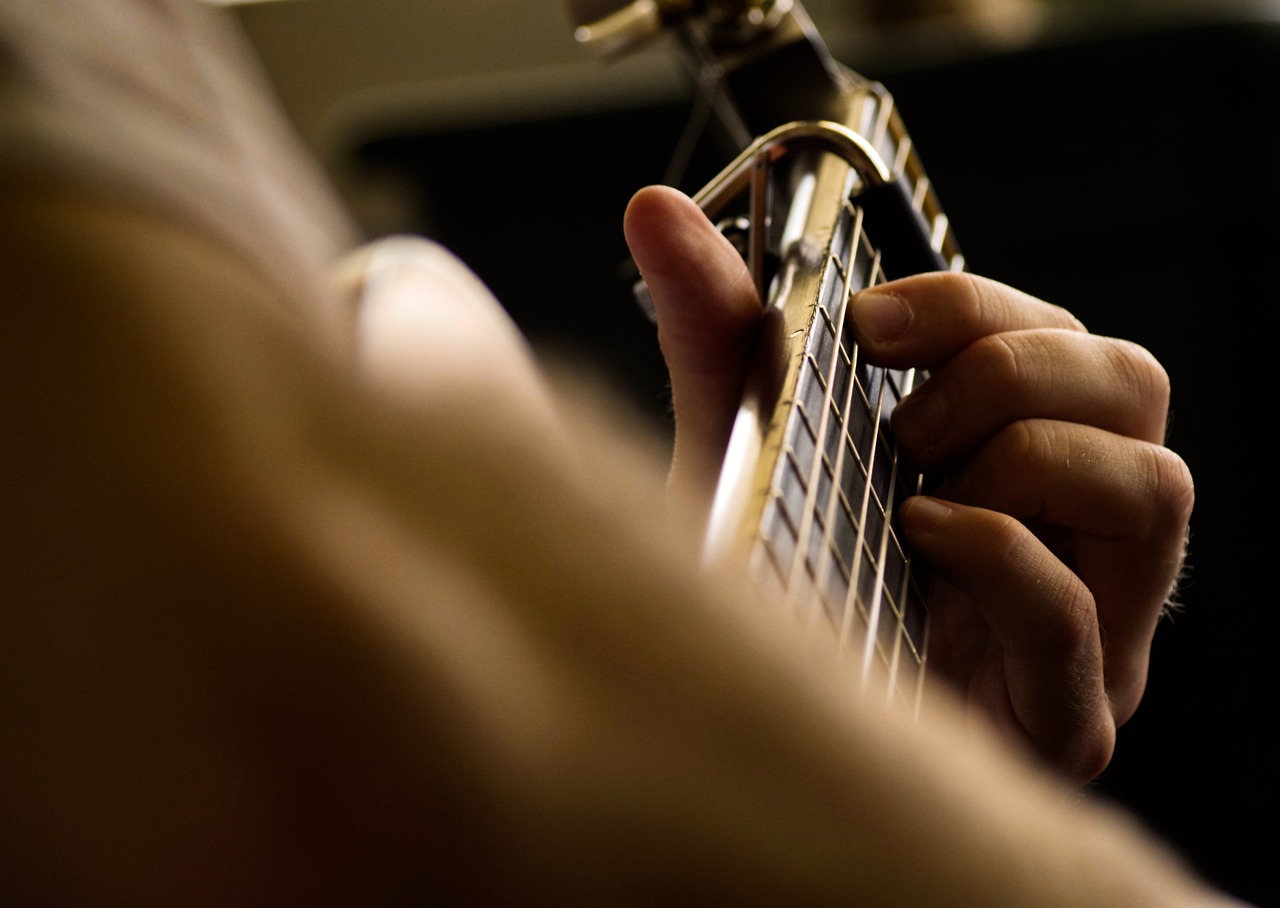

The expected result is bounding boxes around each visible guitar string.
[844,261,892,684]
[762,97,939,698]
[835,293,898,688]
[795,202,865,635]
[860,98,949,698]
[904,422,931,722]
[827,256,884,663]
[660,62,726,190]
[829,248,928,688]
[820,209,887,648]
[854,91,922,689]
[872,362,910,703]
[780,227,852,623]
[773,202,923,694]
[781,91,890,629]
[759,86,962,711]
[899,368,929,707]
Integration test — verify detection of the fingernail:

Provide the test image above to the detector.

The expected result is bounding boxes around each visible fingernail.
[852,290,912,344]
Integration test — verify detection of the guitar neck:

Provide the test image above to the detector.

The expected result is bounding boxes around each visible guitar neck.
[704,143,937,706]
[572,1,961,703]
[688,14,962,703]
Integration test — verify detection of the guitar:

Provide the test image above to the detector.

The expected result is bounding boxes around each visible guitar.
[568,0,964,709]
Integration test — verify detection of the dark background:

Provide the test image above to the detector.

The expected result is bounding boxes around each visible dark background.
[355,15,1275,906]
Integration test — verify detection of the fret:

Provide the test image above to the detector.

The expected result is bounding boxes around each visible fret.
[861,366,908,679]
[581,0,957,713]
[748,182,931,688]
[813,214,867,627]
[658,88,955,708]
[782,206,859,617]
[853,92,881,158]
[869,90,898,173]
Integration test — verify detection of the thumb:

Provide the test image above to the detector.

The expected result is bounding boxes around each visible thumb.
[623,186,762,504]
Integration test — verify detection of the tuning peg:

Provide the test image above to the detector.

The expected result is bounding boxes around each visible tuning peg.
[571,1,666,56]
[570,1,794,57]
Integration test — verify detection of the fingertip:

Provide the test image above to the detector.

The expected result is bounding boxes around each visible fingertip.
[623,185,699,252]
[625,183,690,212]
[898,496,953,535]
[850,289,914,346]
[622,185,759,334]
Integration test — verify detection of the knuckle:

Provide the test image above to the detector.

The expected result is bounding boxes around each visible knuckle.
[1032,669,1115,782]
[1037,573,1098,658]
[962,272,1081,331]
[985,508,1098,654]
[987,419,1050,473]
[965,332,1025,392]
[1107,669,1150,729]
[981,508,1031,562]
[1107,338,1171,410]
[954,272,991,326]
[1141,444,1196,529]
[917,270,985,323]
[1066,715,1116,783]
[987,507,1099,649]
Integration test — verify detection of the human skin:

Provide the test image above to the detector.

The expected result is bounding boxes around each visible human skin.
[0,177,1222,908]
[624,184,1194,782]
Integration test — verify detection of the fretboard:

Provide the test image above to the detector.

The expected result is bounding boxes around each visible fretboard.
[696,91,959,709]
[749,194,930,703]
[580,0,967,706]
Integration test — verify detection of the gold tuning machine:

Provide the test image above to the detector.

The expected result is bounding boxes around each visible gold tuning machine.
[571,1,670,56]
[570,0,792,57]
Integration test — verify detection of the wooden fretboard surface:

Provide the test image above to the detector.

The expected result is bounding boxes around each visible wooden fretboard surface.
[748,192,931,704]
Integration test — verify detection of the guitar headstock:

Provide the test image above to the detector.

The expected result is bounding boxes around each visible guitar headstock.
[566,0,863,145]
[567,0,795,58]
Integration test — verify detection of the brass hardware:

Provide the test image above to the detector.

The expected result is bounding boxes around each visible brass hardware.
[690,120,894,300]
[572,0,793,57]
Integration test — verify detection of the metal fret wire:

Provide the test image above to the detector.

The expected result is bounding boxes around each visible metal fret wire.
[848,89,917,689]
[871,90,937,709]
[844,89,930,701]
[828,252,921,694]
[867,89,936,710]
[863,363,912,700]
[763,204,927,695]
[751,87,942,707]
[812,206,871,636]
[778,203,859,618]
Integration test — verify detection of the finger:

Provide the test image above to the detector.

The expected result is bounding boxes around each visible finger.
[849,272,1085,370]
[937,419,1194,722]
[623,186,762,500]
[899,496,1116,781]
[889,329,1171,469]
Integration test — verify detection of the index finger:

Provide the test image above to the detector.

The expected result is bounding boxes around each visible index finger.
[849,272,1087,370]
